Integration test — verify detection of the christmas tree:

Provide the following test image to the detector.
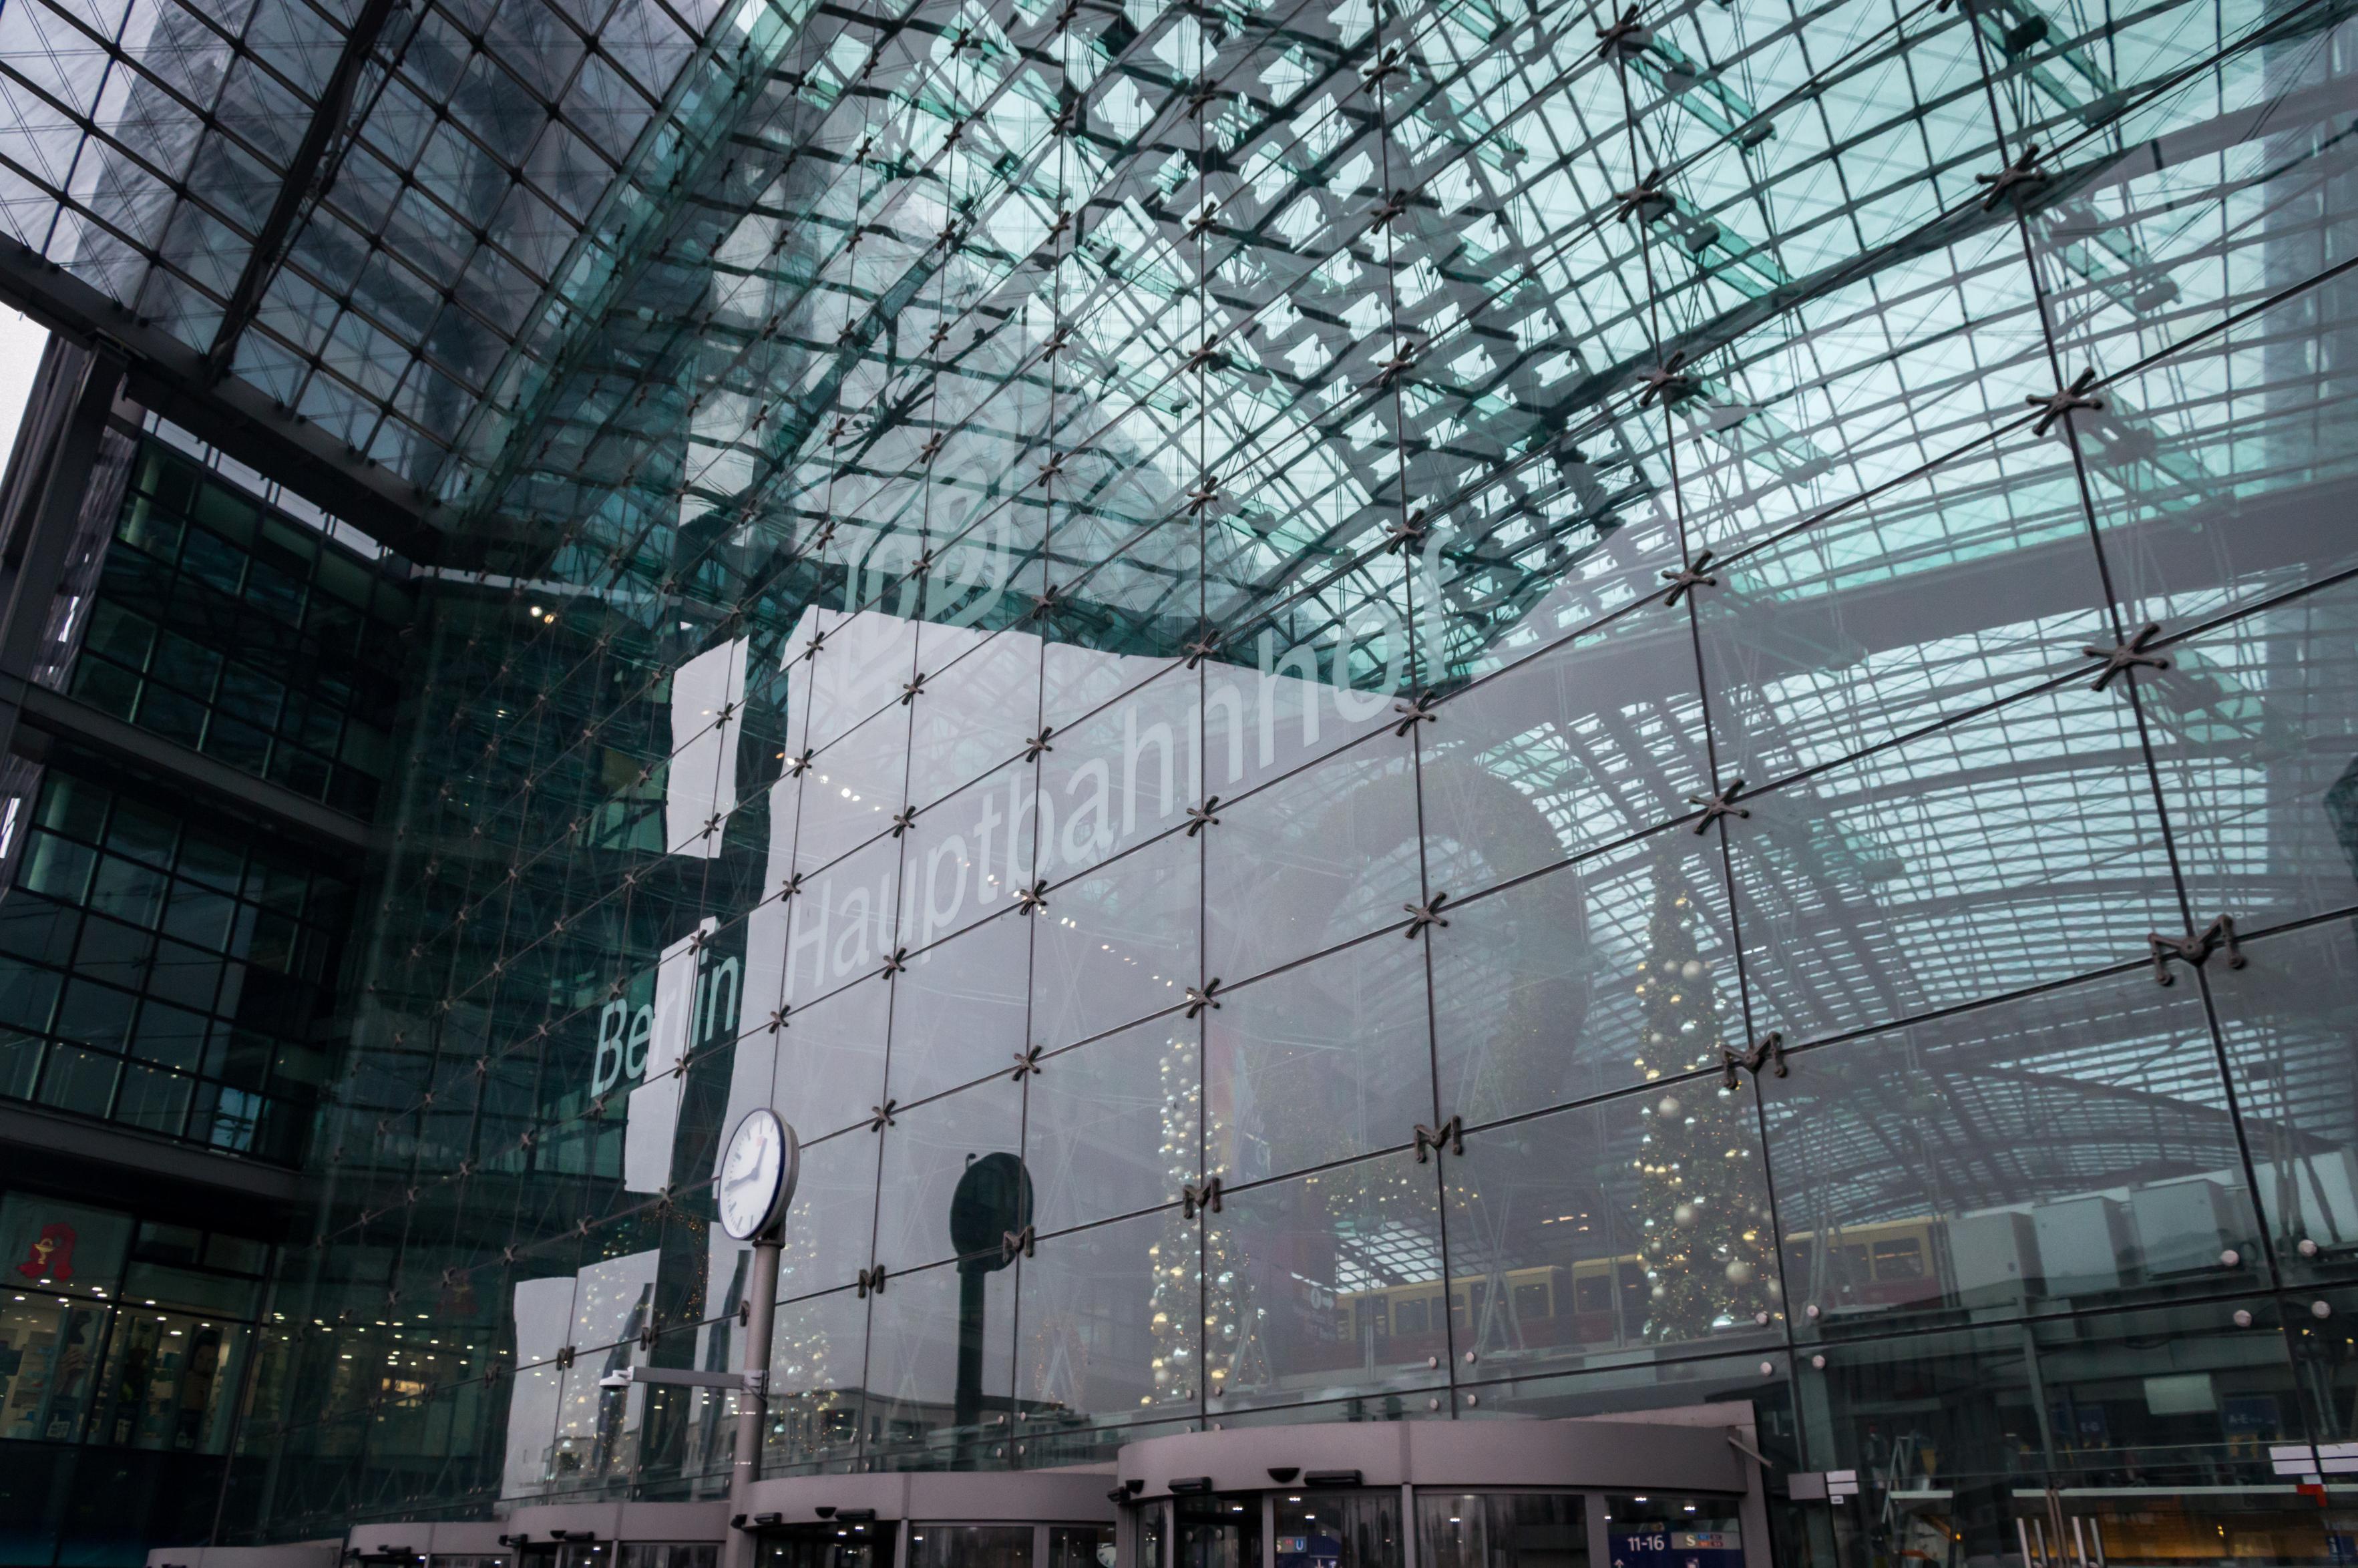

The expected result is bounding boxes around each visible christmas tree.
[1149,1026,1214,1406]
[1629,859,1776,1341]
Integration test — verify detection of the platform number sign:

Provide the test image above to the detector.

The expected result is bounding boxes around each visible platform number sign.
[1613,1525,1742,1568]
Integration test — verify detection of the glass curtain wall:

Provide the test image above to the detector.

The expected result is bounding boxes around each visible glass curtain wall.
[73,439,414,818]
[0,760,356,1158]
[0,430,403,1161]
[0,1188,277,1567]
[178,0,2358,1557]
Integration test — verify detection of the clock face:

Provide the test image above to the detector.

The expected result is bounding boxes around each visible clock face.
[716,1109,797,1239]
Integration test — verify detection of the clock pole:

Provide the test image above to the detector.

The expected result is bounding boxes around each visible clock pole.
[728,1220,781,1568]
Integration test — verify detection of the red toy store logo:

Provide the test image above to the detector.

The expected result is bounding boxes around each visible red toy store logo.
[15,1223,76,1282]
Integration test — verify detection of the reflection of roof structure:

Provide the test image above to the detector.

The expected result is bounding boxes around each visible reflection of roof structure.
[7,0,2339,642]
[1332,1219,1444,1295]
[22,0,2358,1472]
[1762,980,2260,1221]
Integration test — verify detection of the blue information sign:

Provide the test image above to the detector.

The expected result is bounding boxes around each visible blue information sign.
[1274,1533,1341,1568]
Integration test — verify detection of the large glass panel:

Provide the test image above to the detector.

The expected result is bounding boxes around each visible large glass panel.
[1429,829,1741,1129]
[1027,1017,1198,1235]
[83,1303,246,1450]
[906,630,1042,813]
[2207,922,2358,1286]
[1040,664,1202,881]
[1418,1494,1586,1568]
[1205,1150,1448,1414]
[1763,966,2264,1334]
[1031,827,1199,1051]
[761,1290,870,1474]
[1203,940,1434,1189]
[907,1527,1031,1568]
[887,908,1030,1107]
[1283,1491,1402,1568]
[769,1129,879,1304]
[1443,1081,1782,1371]
[1796,1299,2304,1567]
[1420,613,1712,896]
[2140,576,2358,934]
[1693,444,2112,791]
[1203,731,1423,984]
[769,962,892,1143]
[2047,270,2358,632]
[873,1075,1025,1274]
[1667,222,2055,568]
[1725,676,2186,1046]
[1013,1205,1200,1438]
[861,1255,1014,1466]
[0,1291,109,1442]
[898,761,1038,952]
[795,731,909,883]
[2020,12,2358,626]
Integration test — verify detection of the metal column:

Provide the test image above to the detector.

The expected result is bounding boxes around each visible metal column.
[727,1231,782,1568]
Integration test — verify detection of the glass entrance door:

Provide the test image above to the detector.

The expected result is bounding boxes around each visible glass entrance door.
[756,1521,893,1568]
[1175,1494,1260,1568]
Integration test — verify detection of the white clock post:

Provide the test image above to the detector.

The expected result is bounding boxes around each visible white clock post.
[717,1108,797,1568]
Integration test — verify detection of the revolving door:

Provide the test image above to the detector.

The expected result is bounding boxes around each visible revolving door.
[1117,1418,1764,1568]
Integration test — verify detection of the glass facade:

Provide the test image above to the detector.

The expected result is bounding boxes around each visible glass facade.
[73,439,412,817]
[1,757,357,1158]
[0,0,2349,1557]
[0,1187,276,1566]
[0,429,396,1162]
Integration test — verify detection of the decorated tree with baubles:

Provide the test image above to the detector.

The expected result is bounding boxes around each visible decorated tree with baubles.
[1629,859,1776,1341]
[1147,1026,1237,1407]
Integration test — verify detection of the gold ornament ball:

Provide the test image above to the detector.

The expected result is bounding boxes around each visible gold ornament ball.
[1725,1259,1754,1286]
[1672,1201,1698,1226]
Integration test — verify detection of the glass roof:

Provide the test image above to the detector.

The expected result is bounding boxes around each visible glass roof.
[1,0,2325,635]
